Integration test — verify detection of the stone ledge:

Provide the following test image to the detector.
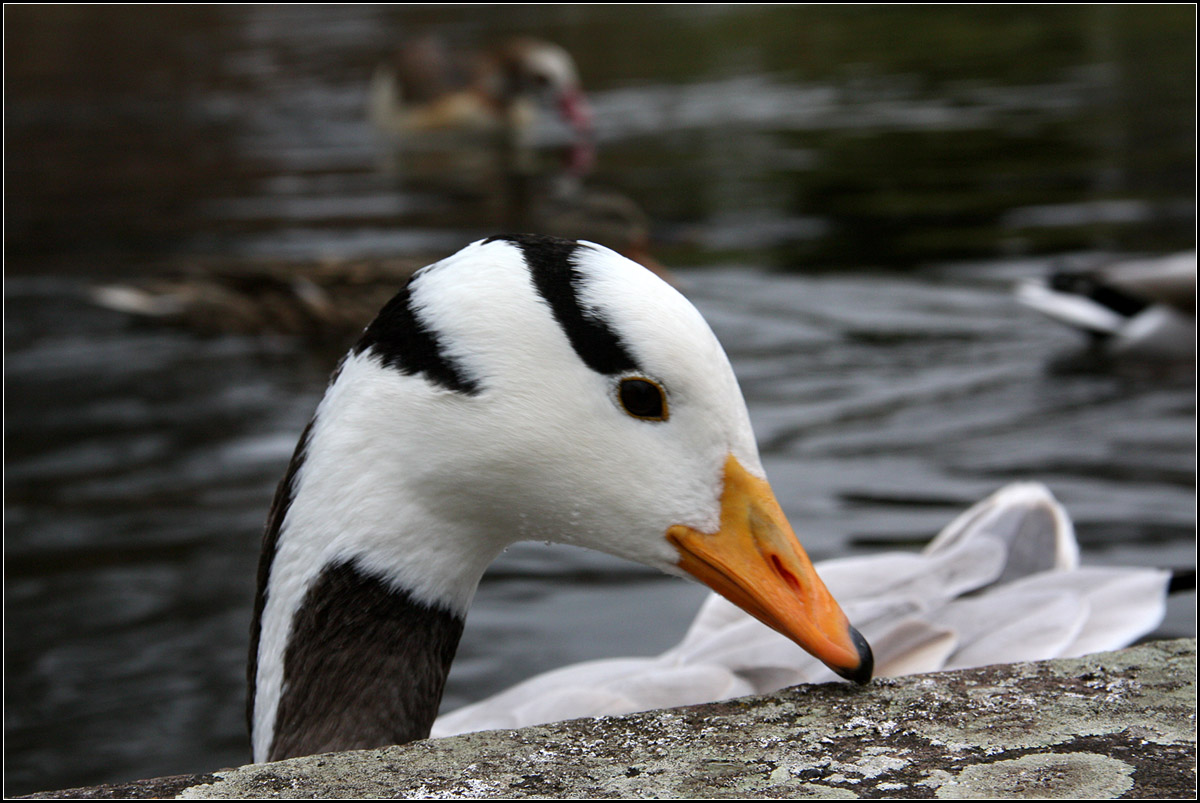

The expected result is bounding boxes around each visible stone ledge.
[24,639,1196,799]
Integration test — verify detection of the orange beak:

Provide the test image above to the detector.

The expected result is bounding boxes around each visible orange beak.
[667,455,873,683]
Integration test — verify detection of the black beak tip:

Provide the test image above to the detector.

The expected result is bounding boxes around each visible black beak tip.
[834,626,874,685]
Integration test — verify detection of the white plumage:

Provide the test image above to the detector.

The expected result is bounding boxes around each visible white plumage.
[432,482,1169,737]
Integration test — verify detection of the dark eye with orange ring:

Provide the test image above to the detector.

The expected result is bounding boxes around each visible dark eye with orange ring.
[618,377,668,421]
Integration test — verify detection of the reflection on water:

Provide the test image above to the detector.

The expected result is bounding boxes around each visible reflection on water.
[4,4,1195,797]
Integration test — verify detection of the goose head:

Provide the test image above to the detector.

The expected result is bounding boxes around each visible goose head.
[249,234,870,763]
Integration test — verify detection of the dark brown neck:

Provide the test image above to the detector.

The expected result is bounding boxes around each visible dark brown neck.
[265,560,465,762]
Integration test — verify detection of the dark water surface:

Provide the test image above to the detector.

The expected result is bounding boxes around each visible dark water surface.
[5,6,1195,796]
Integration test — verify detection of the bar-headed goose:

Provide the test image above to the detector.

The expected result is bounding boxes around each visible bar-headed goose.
[249,234,871,764]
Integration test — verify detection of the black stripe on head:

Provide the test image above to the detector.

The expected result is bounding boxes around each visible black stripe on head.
[353,272,481,394]
[486,233,640,376]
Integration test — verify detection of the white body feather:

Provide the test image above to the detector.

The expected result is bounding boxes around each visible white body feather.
[432,483,1169,737]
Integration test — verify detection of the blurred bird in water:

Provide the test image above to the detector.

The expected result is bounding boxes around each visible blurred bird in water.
[89,257,423,339]
[88,199,673,338]
[367,35,668,277]
[1016,251,1196,362]
[368,35,595,177]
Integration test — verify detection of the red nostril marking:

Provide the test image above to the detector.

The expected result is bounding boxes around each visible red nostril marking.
[770,554,802,595]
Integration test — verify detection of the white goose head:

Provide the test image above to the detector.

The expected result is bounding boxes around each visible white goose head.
[249,234,871,763]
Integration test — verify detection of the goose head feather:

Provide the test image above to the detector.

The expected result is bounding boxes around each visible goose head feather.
[249,234,870,763]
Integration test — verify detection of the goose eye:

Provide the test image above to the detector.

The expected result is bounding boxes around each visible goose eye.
[618,378,668,421]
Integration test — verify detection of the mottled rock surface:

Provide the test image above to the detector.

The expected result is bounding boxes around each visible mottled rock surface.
[25,639,1196,799]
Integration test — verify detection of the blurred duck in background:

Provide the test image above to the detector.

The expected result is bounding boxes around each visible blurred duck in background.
[90,36,676,338]
[88,197,673,337]
[89,257,423,338]
[368,35,594,176]
[367,35,669,277]
[1016,251,1196,362]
